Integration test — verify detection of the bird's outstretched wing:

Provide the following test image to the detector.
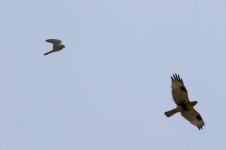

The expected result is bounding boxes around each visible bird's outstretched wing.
[181,108,205,129]
[46,39,62,48]
[171,74,190,105]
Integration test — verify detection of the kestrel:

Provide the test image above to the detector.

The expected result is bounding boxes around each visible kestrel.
[164,74,205,130]
[44,39,65,55]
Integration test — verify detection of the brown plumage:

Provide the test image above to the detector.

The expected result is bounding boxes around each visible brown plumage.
[164,73,204,130]
[44,39,65,55]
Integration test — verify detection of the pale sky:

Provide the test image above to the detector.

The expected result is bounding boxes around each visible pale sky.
[1,0,226,150]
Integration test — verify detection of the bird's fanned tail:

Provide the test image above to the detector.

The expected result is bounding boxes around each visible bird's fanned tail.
[164,107,180,117]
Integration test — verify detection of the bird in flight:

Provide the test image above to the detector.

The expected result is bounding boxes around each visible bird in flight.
[44,39,65,55]
[164,73,205,130]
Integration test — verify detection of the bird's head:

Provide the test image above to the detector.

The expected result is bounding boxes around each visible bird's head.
[61,45,65,48]
[191,101,198,107]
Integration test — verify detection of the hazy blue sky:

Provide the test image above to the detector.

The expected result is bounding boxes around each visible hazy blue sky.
[1,0,226,149]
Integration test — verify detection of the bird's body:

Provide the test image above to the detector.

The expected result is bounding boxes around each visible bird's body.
[164,74,204,130]
[44,39,65,55]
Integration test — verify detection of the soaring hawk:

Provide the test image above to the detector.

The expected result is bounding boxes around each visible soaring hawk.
[164,74,204,130]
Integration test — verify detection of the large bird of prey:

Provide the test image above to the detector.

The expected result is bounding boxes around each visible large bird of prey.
[44,39,65,55]
[164,73,204,130]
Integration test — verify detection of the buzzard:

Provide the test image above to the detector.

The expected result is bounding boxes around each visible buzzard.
[44,39,65,55]
[164,73,204,130]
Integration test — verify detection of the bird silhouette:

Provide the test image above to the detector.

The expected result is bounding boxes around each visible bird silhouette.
[44,39,65,55]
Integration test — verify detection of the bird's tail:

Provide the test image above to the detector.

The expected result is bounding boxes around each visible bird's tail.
[164,107,180,117]
[44,51,53,55]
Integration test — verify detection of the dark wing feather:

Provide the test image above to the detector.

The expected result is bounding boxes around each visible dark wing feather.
[181,107,205,130]
[46,39,62,48]
[171,74,190,105]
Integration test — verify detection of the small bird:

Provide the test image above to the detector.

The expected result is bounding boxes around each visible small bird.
[44,39,65,55]
[164,73,205,130]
